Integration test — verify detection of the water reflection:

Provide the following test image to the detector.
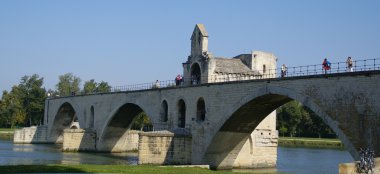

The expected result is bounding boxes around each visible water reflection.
[0,138,138,166]
[0,137,354,173]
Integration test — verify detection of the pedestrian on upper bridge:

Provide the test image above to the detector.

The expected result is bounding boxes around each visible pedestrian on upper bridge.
[153,80,160,89]
[281,64,287,77]
[322,58,331,74]
[346,57,353,72]
[175,74,183,86]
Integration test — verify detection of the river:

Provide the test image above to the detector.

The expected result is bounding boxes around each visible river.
[0,137,353,174]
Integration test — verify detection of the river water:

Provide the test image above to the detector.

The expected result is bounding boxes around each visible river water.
[0,137,354,174]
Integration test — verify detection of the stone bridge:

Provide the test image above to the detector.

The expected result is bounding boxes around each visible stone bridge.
[42,70,380,169]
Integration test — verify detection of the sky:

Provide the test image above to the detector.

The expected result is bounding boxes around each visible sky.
[1,0,379,95]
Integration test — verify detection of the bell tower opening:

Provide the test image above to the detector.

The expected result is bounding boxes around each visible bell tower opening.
[191,63,201,85]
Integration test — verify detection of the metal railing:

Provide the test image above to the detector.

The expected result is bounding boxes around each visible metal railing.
[54,58,380,97]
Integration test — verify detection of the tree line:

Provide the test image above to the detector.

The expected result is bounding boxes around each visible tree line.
[0,73,111,128]
[277,101,336,138]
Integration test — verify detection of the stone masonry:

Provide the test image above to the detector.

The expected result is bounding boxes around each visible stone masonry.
[13,125,49,144]
[138,131,192,165]
[62,128,96,152]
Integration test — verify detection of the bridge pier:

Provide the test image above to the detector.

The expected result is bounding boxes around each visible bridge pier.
[13,125,50,144]
[62,128,96,152]
[138,131,192,165]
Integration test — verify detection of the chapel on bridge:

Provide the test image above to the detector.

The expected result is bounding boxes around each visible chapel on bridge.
[182,24,279,168]
[182,24,277,84]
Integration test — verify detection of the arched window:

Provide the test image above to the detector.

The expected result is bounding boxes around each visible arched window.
[263,64,266,74]
[161,100,168,122]
[190,63,201,85]
[196,98,206,122]
[178,99,186,128]
[89,106,94,128]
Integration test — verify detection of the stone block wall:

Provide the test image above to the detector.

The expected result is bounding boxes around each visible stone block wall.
[233,129,278,168]
[123,130,140,151]
[62,128,96,152]
[138,131,192,165]
[13,126,49,143]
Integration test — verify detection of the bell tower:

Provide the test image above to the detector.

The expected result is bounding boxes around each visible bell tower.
[191,24,208,57]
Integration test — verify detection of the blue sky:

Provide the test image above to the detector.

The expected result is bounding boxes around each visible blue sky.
[1,0,379,94]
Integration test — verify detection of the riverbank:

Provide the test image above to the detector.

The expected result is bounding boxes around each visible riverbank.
[1,130,344,149]
[0,128,15,139]
[279,137,344,149]
[0,164,266,174]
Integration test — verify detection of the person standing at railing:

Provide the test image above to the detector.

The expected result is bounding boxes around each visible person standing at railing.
[175,75,180,86]
[346,57,353,72]
[153,80,160,89]
[322,58,331,74]
[175,74,183,86]
[281,64,287,77]
[179,74,183,85]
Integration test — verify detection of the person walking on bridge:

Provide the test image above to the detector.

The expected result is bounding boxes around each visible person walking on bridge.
[346,57,353,72]
[281,64,287,77]
[322,58,331,74]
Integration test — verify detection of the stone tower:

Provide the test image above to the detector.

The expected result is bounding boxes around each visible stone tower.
[183,24,279,168]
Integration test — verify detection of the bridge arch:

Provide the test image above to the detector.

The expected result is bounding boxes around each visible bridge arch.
[203,86,357,169]
[98,102,151,152]
[50,102,82,143]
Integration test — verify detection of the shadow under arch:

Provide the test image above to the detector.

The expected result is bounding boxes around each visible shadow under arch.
[50,102,79,143]
[98,103,149,152]
[203,86,357,169]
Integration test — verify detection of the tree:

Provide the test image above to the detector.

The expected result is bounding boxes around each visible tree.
[277,100,335,138]
[277,101,303,137]
[0,74,46,128]
[83,79,111,94]
[131,112,152,130]
[17,74,46,126]
[0,90,25,128]
[97,81,111,93]
[83,79,97,94]
[56,73,81,96]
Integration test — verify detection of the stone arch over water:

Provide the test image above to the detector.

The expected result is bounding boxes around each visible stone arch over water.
[98,102,150,152]
[202,86,356,169]
[50,102,80,143]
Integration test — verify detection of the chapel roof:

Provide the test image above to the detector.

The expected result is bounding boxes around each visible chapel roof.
[214,57,260,75]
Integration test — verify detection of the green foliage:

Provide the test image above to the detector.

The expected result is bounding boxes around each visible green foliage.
[56,73,81,96]
[97,81,111,93]
[83,79,111,94]
[0,74,46,127]
[0,73,114,128]
[277,101,335,138]
[131,112,153,130]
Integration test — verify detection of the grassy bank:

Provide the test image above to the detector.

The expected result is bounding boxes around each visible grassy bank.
[0,128,16,139]
[0,128,17,134]
[279,137,344,149]
[0,164,271,174]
